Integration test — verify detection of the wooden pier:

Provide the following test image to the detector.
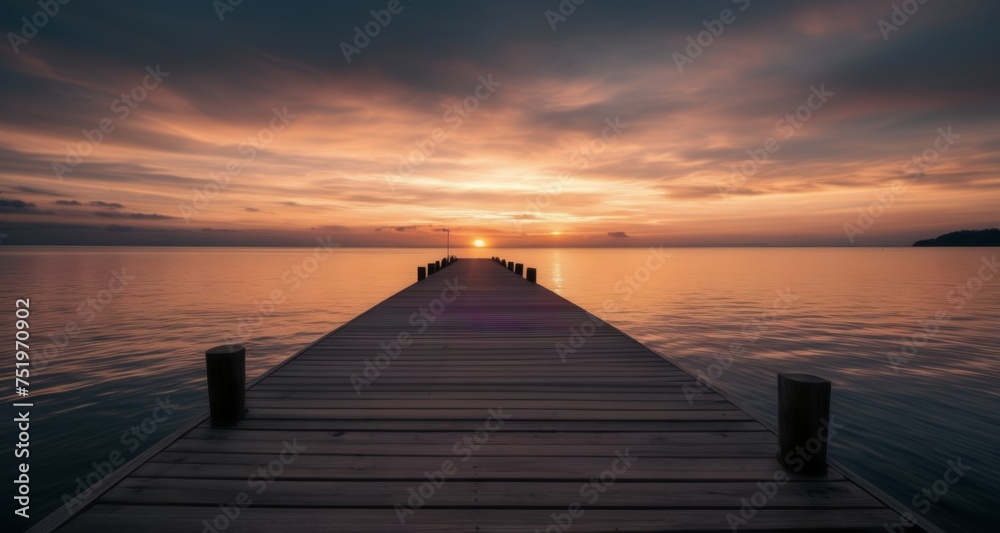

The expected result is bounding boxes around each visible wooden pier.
[37,258,928,532]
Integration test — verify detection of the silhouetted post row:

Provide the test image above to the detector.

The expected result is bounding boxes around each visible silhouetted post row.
[493,257,536,283]
[418,257,461,280]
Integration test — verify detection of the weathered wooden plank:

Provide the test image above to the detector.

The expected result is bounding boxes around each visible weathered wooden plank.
[266,374,697,382]
[244,399,734,410]
[58,506,905,533]
[182,428,777,445]
[244,390,726,400]
[247,383,715,393]
[135,455,845,481]
[103,478,883,508]
[238,408,755,421]
[203,418,772,432]
[164,441,778,457]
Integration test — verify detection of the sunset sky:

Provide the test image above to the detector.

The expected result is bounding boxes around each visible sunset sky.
[1,0,998,247]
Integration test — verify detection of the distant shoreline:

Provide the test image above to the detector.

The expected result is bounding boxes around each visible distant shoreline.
[913,228,1000,246]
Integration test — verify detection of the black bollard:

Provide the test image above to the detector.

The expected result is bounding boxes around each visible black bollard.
[205,345,246,426]
[777,373,832,475]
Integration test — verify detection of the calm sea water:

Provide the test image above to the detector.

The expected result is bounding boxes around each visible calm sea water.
[2,247,997,532]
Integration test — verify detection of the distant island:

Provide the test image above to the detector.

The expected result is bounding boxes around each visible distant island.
[913,228,1000,246]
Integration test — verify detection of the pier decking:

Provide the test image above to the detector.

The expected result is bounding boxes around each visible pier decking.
[42,258,922,532]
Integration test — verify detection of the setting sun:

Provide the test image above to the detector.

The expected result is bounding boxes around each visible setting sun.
[473,239,485,247]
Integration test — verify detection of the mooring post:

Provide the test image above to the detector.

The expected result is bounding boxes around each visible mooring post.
[435,260,441,271]
[526,267,537,283]
[417,266,426,281]
[501,259,507,267]
[428,262,435,275]
[514,263,524,276]
[205,344,246,426]
[777,373,832,475]
[507,261,515,272]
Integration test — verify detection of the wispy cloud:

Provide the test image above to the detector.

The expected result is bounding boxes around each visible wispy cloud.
[1,197,55,215]
[93,211,177,220]
[90,201,124,208]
